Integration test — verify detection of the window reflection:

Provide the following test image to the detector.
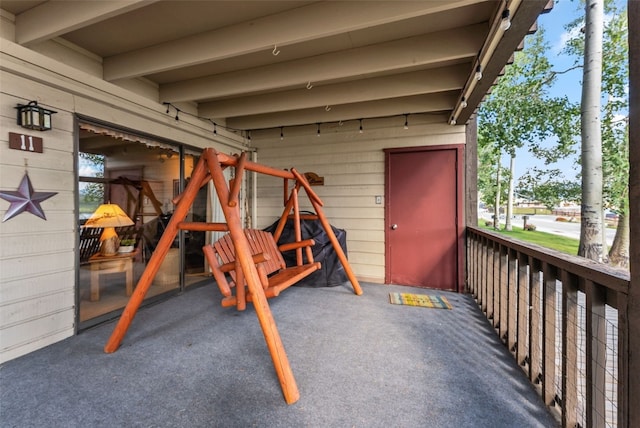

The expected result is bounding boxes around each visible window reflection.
[77,125,188,325]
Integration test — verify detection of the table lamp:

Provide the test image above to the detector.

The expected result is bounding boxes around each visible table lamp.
[84,203,134,256]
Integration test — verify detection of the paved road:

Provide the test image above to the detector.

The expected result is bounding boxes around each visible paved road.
[480,213,616,245]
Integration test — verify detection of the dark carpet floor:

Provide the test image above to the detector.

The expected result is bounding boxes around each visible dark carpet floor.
[0,282,558,427]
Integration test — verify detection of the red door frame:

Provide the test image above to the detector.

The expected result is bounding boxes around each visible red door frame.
[383,144,465,292]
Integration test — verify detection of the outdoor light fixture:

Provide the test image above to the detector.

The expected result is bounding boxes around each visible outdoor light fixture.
[15,101,57,131]
[461,97,468,108]
[500,9,511,31]
[475,65,483,81]
[404,114,409,130]
[84,203,134,256]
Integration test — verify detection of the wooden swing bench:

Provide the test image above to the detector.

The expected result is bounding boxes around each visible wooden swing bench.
[103,148,362,405]
[203,229,320,310]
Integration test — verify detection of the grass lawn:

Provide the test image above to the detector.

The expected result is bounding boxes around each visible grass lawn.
[479,222,580,255]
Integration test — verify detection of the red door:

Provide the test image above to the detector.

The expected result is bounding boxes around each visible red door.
[385,146,463,291]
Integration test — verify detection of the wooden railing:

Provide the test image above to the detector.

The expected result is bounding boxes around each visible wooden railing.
[466,227,630,428]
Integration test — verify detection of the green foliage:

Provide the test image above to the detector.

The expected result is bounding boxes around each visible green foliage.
[477,141,510,208]
[79,152,105,169]
[517,168,581,210]
[564,1,629,214]
[78,152,105,206]
[600,7,629,214]
[80,183,104,204]
[477,29,579,208]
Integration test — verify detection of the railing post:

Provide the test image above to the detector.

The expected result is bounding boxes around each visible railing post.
[499,245,509,341]
[491,241,500,327]
[542,262,558,407]
[507,248,518,354]
[561,270,579,427]
[516,252,529,367]
[472,233,479,297]
[467,231,476,296]
[529,257,542,386]
[480,235,488,310]
[585,280,607,427]
[618,293,629,428]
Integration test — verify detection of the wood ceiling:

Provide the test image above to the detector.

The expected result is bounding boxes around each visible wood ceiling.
[2,1,551,132]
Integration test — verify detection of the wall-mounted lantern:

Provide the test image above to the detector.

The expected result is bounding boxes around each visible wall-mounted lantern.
[15,101,57,131]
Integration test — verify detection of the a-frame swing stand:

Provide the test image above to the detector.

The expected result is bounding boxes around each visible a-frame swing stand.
[103,148,362,405]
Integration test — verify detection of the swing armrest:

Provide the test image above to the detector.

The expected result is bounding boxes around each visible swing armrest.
[278,239,315,252]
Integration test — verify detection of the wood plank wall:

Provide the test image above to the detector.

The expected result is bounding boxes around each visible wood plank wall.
[251,118,465,283]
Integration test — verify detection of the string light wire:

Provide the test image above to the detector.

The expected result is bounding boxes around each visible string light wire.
[162,102,441,139]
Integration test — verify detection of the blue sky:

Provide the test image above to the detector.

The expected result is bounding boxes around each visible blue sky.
[540,0,585,103]
[508,0,583,180]
[508,0,627,181]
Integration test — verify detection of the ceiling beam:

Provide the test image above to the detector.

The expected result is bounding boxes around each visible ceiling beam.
[15,1,156,46]
[199,64,470,118]
[457,0,550,124]
[103,0,484,81]
[226,92,458,130]
[162,24,486,103]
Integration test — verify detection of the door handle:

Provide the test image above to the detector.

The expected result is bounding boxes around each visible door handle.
[391,224,398,230]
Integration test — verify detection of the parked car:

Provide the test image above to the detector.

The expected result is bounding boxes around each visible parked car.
[605,211,619,220]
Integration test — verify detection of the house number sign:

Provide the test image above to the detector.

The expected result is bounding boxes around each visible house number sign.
[8,132,44,153]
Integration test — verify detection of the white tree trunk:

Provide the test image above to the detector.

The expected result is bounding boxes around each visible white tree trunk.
[578,0,604,262]
[609,205,629,268]
[505,155,515,231]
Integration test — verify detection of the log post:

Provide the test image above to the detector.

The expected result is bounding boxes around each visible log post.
[292,169,363,296]
[104,152,210,353]
[206,149,300,405]
[228,152,246,207]
[292,187,303,265]
[272,182,301,243]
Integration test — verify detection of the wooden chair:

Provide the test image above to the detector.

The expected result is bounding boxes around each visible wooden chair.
[79,226,103,264]
[203,229,320,310]
[78,224,140,264]
[79,225,143,301]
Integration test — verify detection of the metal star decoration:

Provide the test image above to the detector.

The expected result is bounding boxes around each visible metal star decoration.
[0,172,57,222]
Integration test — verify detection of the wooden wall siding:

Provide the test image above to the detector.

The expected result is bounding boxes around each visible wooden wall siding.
[1,82,76,363]
[0,40,245,363]
[251,119,465,283]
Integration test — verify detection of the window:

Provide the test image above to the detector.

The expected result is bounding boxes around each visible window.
[77,122,205,327]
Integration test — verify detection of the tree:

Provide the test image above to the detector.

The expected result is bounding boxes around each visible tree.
[477,132,509,226]
[579,0,605,262]
[601,5,629,267]
[518,168,582,212]
[565,0,628,265]
[78,152,105,205]
[478,29,578,229]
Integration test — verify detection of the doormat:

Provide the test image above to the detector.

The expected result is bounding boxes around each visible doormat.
[388,292,452,309]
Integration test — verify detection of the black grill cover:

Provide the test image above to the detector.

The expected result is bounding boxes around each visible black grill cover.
[264,216,348,287]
